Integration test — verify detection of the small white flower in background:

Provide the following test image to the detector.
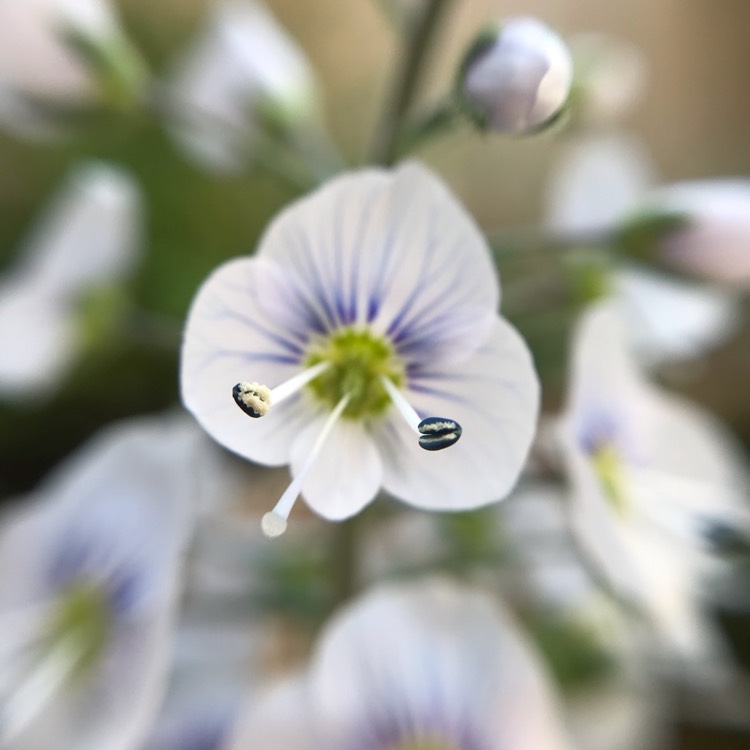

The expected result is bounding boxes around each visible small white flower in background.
[0,162,141,398]
[557,301,750,664]
[181,162,540,536]
[165,0,319,173]
[227,579,572,750]
[501,483,665,750]
[567,34,647,127]
[458,16,573,135]
[0,412,212,750]
[545,132,739,365]
[631,180,750,288]
[0,0,146,137]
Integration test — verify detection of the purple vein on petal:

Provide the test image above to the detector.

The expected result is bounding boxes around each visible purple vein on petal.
[282,224,339,331]
[205,300,306,357]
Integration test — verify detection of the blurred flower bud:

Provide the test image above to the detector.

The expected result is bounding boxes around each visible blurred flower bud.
[458,17,573,135]
[165,0,319,173]
[617,180,750,287]
[0,0,147,137]
[567,34,648,128]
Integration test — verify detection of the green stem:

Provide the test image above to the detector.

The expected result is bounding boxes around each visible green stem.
[331,515,361,605]
[370,0,454,165]
[373,0,410,31]
[489,226,612,257]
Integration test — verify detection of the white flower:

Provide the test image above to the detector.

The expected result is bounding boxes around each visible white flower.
[634,180,750,288]
[501,483,665,750]
[0,0,143,136]
[227,579,572,750]
[460,17,573,134]
[166,0,318,173]
[557,301,750,661]
[181,163,539,535]
[568,34,647,127]
[0,412,208,750]
[544,133,739,365]
[0,162,141,398]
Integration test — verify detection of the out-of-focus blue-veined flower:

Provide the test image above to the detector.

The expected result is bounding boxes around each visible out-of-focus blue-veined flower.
[181,163,540,536]
[458,16,573,135]
[630,180,750,288]
[0,162,141,399]
[566,34,647,128]
[0,0,146,137]
[545,132,739,365]
[0,412,214,750]
[557,301,750,663]
[226,579,572,750]
[501,483,665,750]
[164,0,319,173]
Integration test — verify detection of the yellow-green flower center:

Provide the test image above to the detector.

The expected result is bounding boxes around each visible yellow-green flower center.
[591,443,629,515]
[305,328,405,419]
[49,582,110,680]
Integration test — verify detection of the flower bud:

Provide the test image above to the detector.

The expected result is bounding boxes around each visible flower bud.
[458,17,573,135]
[0,0,147,137]
[618,181,750,288]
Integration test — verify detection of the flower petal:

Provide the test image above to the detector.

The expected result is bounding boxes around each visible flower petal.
[226,676,314,750]
[291,416,383,520]
[166,0,317,172]
[0,282,77,398]
[614,265,739,366]
[309,579,571,750]
[18,162,141,298]
[181,256,318,465]
[257,162,499,363]
[545,133,654,234]
[376,317,539,510]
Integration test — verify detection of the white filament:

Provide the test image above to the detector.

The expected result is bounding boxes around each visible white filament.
[380,375,420,434]
[261,393,351,538]
[269,361,330,405]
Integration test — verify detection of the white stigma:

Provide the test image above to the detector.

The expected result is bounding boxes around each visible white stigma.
[261,393,351,538]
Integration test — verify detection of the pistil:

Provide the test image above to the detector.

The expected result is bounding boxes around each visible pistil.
[261,394,352,538]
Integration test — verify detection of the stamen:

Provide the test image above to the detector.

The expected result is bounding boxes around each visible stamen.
[233,362,330,418]
[417,417,463,451]
[380,376,463,451]
[261,393,352,538]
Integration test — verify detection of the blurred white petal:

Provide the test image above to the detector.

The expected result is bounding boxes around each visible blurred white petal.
[545,132,654,235]
[166,0,318,172]
[640,179,750,287]
[377,318,539,511]
[613,265,739,365]
[18,162,142,298]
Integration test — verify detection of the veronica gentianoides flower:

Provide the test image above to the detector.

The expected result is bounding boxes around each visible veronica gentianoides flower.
[0,162,141,398]
[165,0,318,173]
[181,163,540,536]
[557,301,750,660]
[0,414,202,750]
[227,579,572,750]
[545,133,739,365]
